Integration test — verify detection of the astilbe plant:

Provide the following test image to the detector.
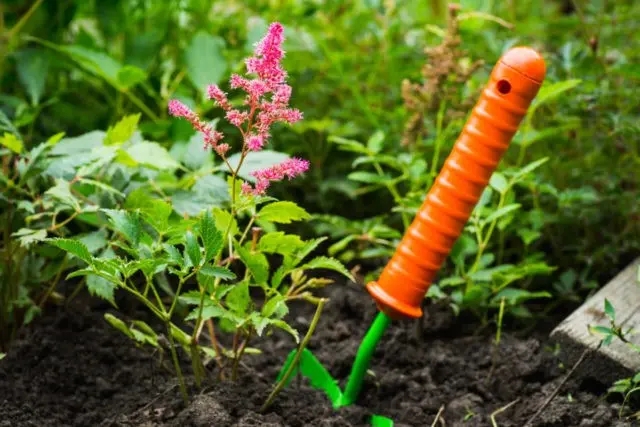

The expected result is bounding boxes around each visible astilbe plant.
[47,23,352,405]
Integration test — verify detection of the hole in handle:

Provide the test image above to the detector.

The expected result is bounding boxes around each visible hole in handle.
[497,80,511,94]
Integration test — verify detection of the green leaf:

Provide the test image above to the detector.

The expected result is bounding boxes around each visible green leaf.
[604,299,616,322]
[15,48,49,106]
[492,289,551,305]
[517,228,541,246]
[45,179,82,211]
[328,135,369,154]
[87,274,116,305]
[185,32,227,91]
[292,237,328,266]
[185,231,202,267]
[258,201,310,224]
[269,319,299,343]
[236,245,269,285]
[258,232,304,255]
[104,114,141,146]
[116,66,146,89]
[347,171,390,184]
[299,256,354,281]
[125,189,172,233]
[47,238,92,264]
[0,353,5,361]
[484,204,521,224]
[226,281,250,315]
[590,325,613,336]
[103,209,141,246]
[489,172,508,193]
[12,228,47,248]
[1,132,23,154]
[77,178,125,197]
[104,313,133,339]
[513,157,549,181]
[367,130,385,153]
[200,265,236,281]
[164,244,184,267]
[185,305,226,321]
[213,208,239,236]
[125,141,180,171]
[533,79,582,109]
[226,150,289,180]
[200,210,223,262]
[262,295,289,319]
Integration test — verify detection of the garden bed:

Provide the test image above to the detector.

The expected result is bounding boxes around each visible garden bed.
[0,281,627,427]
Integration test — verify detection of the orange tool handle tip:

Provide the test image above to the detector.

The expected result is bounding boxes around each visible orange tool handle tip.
[366,46,546,319]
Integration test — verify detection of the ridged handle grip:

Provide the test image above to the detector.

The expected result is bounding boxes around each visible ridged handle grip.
[367,47,546,319]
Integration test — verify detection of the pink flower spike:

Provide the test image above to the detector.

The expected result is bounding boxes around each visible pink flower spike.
[168,100,195,119]
[241,182,253,195]
[203,130,224,149]
[226,109,248,127]
[207,85,231,110]
[230,74,249,90]
[214,143,230,156]
[246,134,265,151]
[273,84,292,105]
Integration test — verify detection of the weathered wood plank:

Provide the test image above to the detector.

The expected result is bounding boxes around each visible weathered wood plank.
[550,258,640,384]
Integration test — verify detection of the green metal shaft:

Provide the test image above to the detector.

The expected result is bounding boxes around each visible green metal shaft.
[337,311,392,407]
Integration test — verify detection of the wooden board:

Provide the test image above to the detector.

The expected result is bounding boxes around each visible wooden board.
[550,258,640,384]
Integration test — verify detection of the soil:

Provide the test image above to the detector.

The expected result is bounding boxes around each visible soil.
[0,281,634,427]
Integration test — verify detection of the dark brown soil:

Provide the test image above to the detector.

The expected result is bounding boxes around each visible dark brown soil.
[0,282,633,427]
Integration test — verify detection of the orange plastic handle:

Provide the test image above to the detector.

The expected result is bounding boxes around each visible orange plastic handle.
[367,47,546,319]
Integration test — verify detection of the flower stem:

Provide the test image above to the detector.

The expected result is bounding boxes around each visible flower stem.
[261,298,327,412]
[166,322,189,405]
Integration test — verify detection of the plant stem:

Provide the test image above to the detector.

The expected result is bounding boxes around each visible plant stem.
[261,298,327,412]
[38,256,68,308]
[166,323,189,405]
[232,328,253,381]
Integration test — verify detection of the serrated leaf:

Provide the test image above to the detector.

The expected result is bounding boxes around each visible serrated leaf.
[200,265,236,281]
[258,201,310,224]
[185,231,202,267]
[103,209,141,246]
[104,114,141,146]
[87,274,116,305]
[47,238,92,264]
[269,319,299,343]
[604,299,616,322]
[262,295,289,319]
[15,48,49,106]
[0,132,23,154]
[116,66,146,90]
[367,130,385,153]
[590,325,612,336]
[77,178,125,197]
[491,288,551,305]
[200,210,223,262]
[489,172,508,193]
[12,228,47,248]
[328,135,369,154]
[213,208,239,236]
[236,245,269,285]
[299,256,353,281]
[258,232,304,255]
[513,157,549,181]
[533,79,581,109]
[185,305,226,321]
[226,281,250,315]
[104,313,133,339]
[347,171,389,184]
[125,141,180,170]
[45,179,81,211]
[484,204,521,224]
[293,237,327,266]
[125,189,172,233]
[185,32,227,92]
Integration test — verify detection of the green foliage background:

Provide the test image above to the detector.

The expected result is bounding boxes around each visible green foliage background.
[1,0,639,323]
